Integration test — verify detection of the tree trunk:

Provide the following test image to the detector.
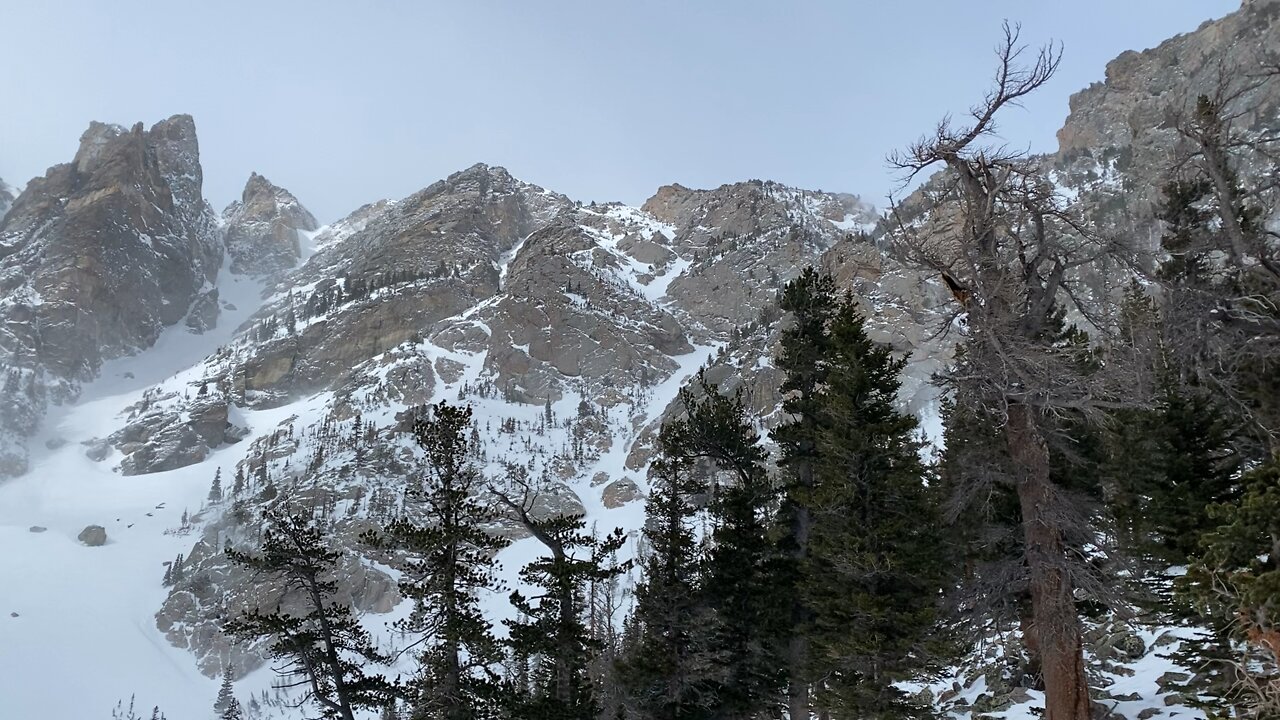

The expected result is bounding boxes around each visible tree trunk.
[789,468,813,720]
[787,632,810,720]
[1006,404,1090,720]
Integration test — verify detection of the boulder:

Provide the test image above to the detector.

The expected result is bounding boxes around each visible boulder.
[602,478,642,508]
[78,525,107,546]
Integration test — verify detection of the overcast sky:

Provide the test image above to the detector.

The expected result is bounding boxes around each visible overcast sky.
[1,1,1238,223]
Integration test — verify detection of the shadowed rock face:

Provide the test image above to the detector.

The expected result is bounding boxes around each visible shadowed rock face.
[223,172,319,279]
[0,114,222,477]
[0,178,14,221]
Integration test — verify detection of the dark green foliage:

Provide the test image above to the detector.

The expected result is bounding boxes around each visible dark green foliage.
[1109,380,1242,568]
[802,293,950,719]
[224,512,396,720]
[654,375,787,719]
[618,457,714,720]
[501,498,627,720]
[365,402,508,720]
[1182,458,1280,718]
[771,268,839,717]
[768,268,950,718]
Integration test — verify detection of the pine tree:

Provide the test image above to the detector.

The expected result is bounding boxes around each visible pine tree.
[654,375,786,719]
[496,479,627,720]
[771,267,837,719]
[618,456,713,720]
[802,295,950,718]
[224,512,397,720]
[214,664,236,715]
[1109,378,1242,568]
[1183,457,1280,719]
[209,467,224,503]
[221,697,244,720]
[365,402,508,720]
[232,466,245,496]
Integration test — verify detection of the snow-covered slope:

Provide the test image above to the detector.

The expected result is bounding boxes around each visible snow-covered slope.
[0,156,937,719]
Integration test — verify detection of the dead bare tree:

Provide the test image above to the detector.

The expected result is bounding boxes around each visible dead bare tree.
[888,23,1147,720]
[1159,63,1280,454]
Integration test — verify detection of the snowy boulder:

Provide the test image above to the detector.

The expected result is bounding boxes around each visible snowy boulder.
[111,396,247,475]
[78,525,107,546]
[185,287,221,333]
[83,438,111,462]
[28,526,46,533]
[601,477,642,509]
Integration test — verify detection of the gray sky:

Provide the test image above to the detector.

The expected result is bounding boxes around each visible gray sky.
[1,1,1238,223]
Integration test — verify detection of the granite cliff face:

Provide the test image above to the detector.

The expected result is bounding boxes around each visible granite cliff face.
[1049,0,1280,244]
[0,115,223,476]
[223,172,319,279]
[0,178,15,221]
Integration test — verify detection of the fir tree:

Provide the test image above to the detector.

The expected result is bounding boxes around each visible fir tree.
[209,467,223,503]
[655,375,786,719]
[214,664,236,715]
[1182,457,1280,719]
[224,512,397,720]
[221,697,244,720]
[618,456,713,720]
[495,477,627,720]
[771,268,838,719]
[803,296,950,718]
[365,402,508,720]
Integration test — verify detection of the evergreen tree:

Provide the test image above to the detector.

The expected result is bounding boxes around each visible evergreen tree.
[618,456,713,720]
[220,697,244,720]
[803,296,950,718]
[214,665,236,715]
[1183,457,1280,719]
[224,512,397,720]
[365,401,508,720]
[1109,377,1242,568]
[496,479,627,720]
[771,268,838,720]
[655,375,786,719]
[209,467,223,503]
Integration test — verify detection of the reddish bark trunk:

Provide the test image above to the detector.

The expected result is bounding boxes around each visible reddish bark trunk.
[1006,403,1091,720]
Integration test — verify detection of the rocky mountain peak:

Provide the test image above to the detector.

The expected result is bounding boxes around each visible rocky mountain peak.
[223,172,318,278]
[0,114,221,477]
[0,178,14,221]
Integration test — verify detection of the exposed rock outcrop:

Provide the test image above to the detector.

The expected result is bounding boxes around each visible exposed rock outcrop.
[223,172,318,278]
[0,178,15,221]
[0,115,222,477]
